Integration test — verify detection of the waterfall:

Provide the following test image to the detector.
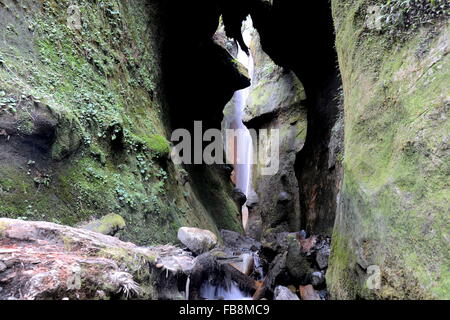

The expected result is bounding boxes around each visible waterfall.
[200,281,253,300]
[194,17,259,302]
[226,17,255,229]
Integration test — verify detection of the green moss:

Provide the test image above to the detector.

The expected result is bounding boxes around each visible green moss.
[0,220,8,238]
[82,213,126,235]
[330,0,449,299]
[143,134,171,157]
[327,232,356,300]
[0,0,242,248]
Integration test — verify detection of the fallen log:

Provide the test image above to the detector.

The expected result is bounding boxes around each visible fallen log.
[223,264,258,293]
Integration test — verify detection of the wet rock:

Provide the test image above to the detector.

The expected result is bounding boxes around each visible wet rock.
[188,252,221,300]
[189,252,257,300]
[154,245,195,274]
[226,253,254,276]
[274,286,300,300]
[298,230,308,240]
[314,236,331,270]
[318,290,329,300]
[246,190,259,208]
[178,227,218,255]
[310,271,325,288]
[286,234,313,283]
[299,285,321,301]
[241,253,255,276]
[316,247,330,270]
[220,230,261,253]
[232,188,247,208]
[254,252,290,300]
[277,192,291,203]
[81,213,126,236]
[261,231,291,260]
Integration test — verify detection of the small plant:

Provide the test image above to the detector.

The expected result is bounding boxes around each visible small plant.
[33,172,51,188]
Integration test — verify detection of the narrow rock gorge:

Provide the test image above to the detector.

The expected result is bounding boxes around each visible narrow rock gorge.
[0,0,448,301]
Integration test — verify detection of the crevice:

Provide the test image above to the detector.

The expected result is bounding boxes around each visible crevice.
[218,0,344,235]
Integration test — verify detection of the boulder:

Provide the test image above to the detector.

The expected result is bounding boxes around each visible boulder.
[286,234,313,283]
[0,218,193,300]
[299,285,321,301]
[274,286,300,300]
[178,227,218,255]
[231,188,247,208]
[316,247,330,270]
[310,271,325,288]
[220,229,261,253]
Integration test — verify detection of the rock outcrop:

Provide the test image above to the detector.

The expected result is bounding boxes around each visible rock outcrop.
[274,286,299,301]
[242,28,307,236]
[328,0,450,300]
[0,0,243,247]
[219,19,308,238]
[0,218,194,300]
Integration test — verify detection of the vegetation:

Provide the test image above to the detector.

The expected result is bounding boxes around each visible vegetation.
[0,0,241,245]
[330,0,449,299]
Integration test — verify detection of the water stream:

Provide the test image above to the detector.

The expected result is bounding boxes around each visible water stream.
[200,281,253,300]
[195,17,259,302]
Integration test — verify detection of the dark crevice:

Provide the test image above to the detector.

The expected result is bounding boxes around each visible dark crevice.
[243,0,344,235]
[160,0,343,234]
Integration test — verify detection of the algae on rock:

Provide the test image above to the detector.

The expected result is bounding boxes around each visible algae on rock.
[328,0,450,299]
[0,0,242,245]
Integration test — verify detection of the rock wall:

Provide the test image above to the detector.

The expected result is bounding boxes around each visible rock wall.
[0,0,242,245]
[328,0,449,299]
[242,1,343,237]
[242,29,308,237]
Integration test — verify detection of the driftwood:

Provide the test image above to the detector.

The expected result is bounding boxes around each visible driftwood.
[223,264,257,293]
[252,279,267,300]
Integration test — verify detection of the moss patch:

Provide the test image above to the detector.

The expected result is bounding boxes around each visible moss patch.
[143,134,171,157]
[330,0,449,299]
[0,0,242,246]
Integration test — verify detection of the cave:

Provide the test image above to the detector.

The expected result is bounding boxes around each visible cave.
[0,0,448,302]
[161,0,343,236]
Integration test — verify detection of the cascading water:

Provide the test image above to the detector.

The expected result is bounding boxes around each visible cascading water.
[226,17,255,230]
[196,17,261,302]
[200,281,253,300]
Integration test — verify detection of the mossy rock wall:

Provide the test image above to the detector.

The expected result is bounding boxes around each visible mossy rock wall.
[328,0,449,299]
[0,0,242,245]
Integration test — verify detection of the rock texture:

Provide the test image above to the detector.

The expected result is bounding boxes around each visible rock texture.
[219,21,308,237]
[274,286,299,300]
[177,227,218,255]
[328,0,450,299]
[81,213,126,236]
[0,0,243,246]
[244,28,307,236]
[299,285,321,301]
[0,218,194,300]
